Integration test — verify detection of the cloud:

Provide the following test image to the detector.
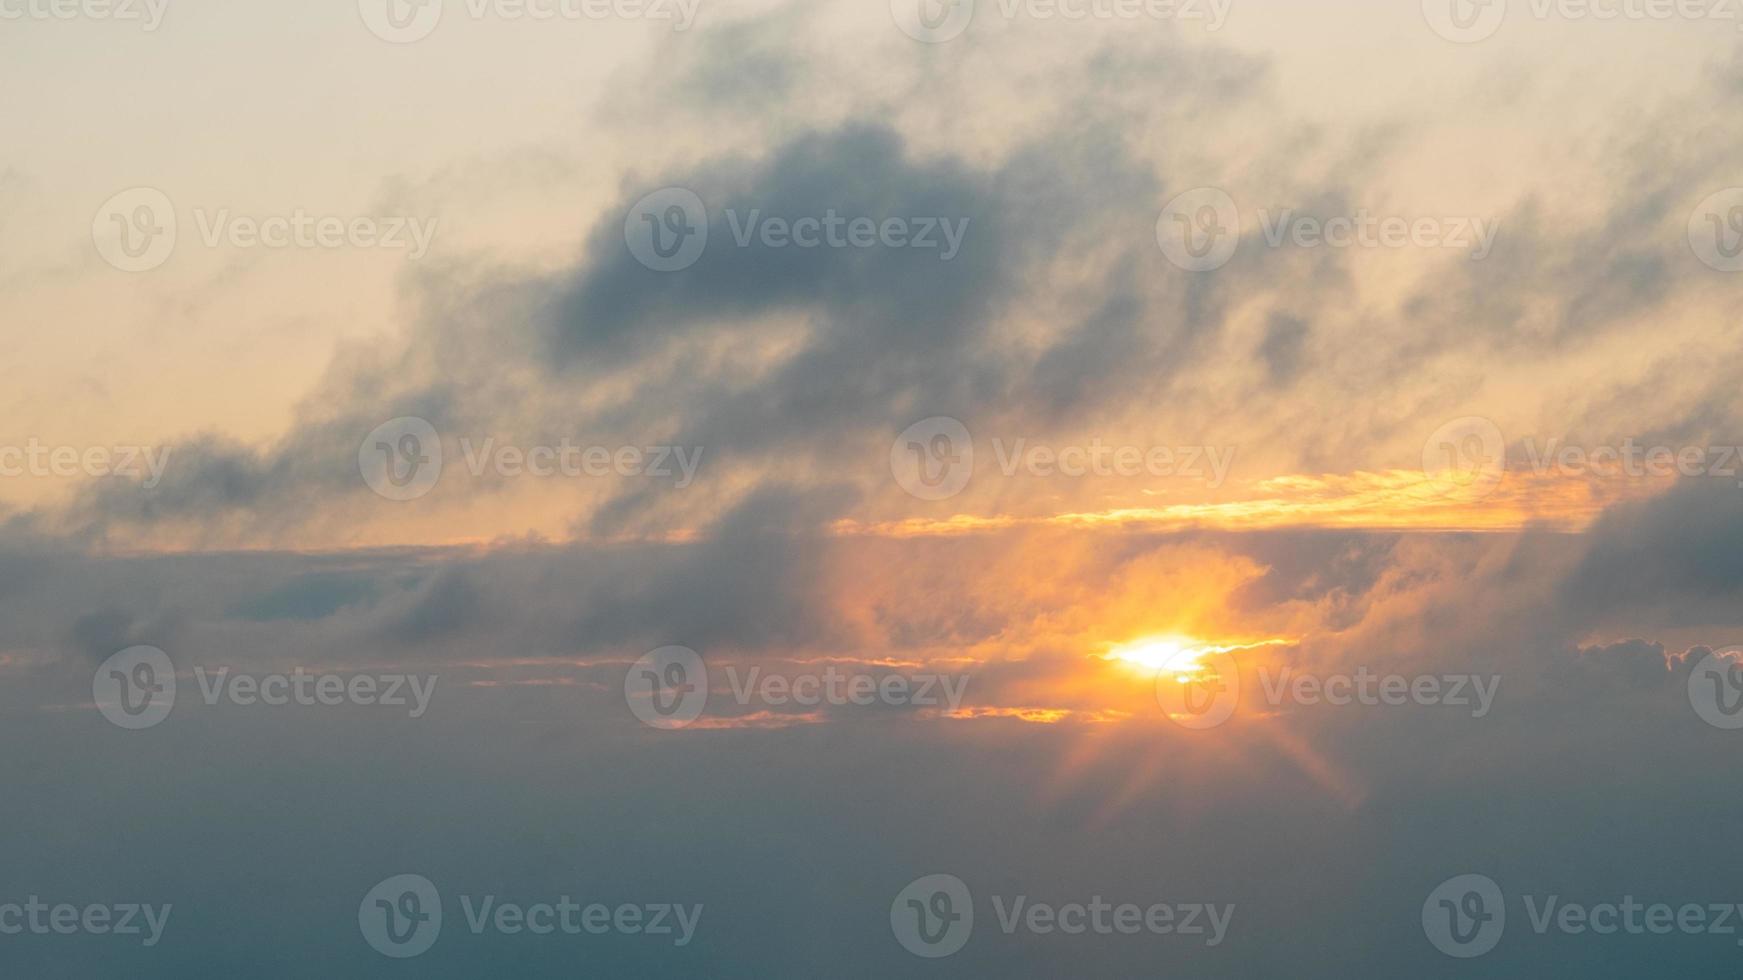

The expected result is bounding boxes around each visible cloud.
[1560,477,1743,630]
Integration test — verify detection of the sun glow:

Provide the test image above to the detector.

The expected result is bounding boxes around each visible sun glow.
[1102,635,1296,675]
[1103,635,1214,673]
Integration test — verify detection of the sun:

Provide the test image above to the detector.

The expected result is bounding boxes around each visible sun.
[1103,635,1213,673]
[1101,634,1297,676]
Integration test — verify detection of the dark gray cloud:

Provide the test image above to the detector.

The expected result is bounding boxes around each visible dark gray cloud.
[1257,312,1309,384]
[1560,477,1743,630]
[3,502,1741,978]
[227,572,382,623]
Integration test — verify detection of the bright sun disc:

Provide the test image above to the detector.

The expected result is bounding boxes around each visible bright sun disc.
[1104,636,1208,673]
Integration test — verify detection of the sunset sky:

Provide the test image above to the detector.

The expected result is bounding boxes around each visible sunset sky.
[4,1,1743,975]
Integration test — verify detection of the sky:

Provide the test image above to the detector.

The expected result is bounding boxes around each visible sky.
[4,0,1743,975]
